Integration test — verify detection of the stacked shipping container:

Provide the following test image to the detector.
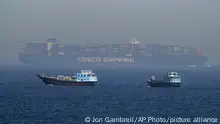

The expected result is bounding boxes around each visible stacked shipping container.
[25,43,47,55]
[20,41,201,57]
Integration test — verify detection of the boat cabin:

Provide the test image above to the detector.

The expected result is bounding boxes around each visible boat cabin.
[76,70,96,81]
[167,72,179,77]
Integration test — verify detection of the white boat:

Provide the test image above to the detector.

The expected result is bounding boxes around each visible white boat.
[147,72,181,87]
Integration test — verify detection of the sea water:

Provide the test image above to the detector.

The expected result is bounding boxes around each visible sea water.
[0,66,220,123]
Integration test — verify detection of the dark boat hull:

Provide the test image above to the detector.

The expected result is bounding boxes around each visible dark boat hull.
[147,81,181,87]
[36,74,97,86]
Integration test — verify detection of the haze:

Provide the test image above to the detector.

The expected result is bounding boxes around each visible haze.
[0,0,219,65]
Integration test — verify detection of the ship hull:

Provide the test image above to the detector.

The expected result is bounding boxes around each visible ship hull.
[147,81,181,87]
[36,74,97,86]
[19,53,208,67]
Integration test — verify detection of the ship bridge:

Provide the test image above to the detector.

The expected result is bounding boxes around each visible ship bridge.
[196,47,203,56]
[129,38,140,44]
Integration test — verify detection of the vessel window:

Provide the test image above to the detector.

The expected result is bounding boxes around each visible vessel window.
[88,74,91,76]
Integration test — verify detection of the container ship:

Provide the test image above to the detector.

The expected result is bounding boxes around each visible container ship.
[18,38,208,68]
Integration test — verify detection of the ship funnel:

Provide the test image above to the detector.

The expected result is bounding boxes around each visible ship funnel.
[129,38,140,44]
[196,47,202,56]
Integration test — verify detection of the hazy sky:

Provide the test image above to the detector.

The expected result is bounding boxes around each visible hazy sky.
[0,0,219,64]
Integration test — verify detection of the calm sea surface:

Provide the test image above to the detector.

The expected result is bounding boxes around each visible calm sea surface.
[0,66,220,124]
